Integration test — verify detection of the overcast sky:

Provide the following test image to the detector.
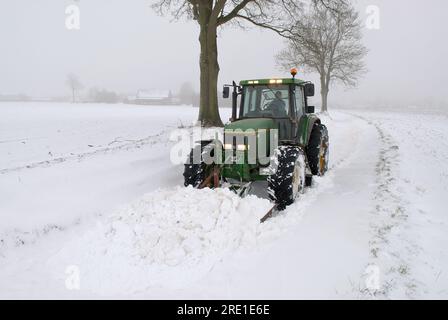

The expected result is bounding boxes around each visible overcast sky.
[0,0,447,107]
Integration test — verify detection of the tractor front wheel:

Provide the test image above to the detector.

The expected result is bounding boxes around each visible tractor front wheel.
[267,146,306,210]
[183,144,212,188]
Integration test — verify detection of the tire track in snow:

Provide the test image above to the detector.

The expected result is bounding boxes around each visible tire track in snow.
[351,113,422,299]
[0,128,176,175]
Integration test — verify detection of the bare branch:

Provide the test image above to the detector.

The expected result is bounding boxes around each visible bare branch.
[217,0,253,26]
[276,1,368,110]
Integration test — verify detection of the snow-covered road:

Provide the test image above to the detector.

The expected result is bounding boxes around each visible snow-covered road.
[1,103,447,299]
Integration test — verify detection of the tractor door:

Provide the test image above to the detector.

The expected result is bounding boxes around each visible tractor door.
[291,85,306,142]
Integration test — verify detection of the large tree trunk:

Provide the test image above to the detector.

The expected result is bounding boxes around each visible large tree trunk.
[321,88,328,113]
[197,10,223,127]
[320,72,330,112]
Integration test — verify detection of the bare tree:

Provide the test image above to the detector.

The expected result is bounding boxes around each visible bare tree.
[276,1,367,112]
[178,81,196,105]
[66,73,84,103]
[152,0,345,127]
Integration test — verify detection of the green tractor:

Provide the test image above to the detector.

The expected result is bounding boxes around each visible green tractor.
[184,70,329,216]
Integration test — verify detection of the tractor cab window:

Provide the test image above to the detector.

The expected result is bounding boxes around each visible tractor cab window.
[241,85,290,118]
[294,86,305,118]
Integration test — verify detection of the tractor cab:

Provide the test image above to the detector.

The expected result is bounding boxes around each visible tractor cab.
[223,71,316,143]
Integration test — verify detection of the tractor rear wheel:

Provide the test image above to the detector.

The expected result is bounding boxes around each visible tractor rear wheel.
[307,124,329,176]
[267,146,306,210]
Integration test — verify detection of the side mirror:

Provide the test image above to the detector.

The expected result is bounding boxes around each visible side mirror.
[306,106,315,113]
[304,83,315,97]
[223,86,230,99]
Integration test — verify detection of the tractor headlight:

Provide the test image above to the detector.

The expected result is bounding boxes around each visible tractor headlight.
[236,144,248,151]
[224,143,233,150]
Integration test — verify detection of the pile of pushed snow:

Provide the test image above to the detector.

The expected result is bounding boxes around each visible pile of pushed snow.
[106,186,272,266]
[47,179,335,296]
[48,187,274,295]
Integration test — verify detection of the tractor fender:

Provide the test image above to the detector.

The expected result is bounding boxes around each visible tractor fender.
[194,139,213,146]
[298,115,321,146]
[304,116,321,146]
[193,139,221,151]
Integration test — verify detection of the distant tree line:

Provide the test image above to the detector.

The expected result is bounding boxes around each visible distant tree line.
[87,87,120,104]
[177,81,231,108]
[63,74,217,106]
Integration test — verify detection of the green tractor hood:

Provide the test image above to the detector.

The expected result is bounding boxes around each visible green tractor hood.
[224,118,277,132]
[222,118,277,182]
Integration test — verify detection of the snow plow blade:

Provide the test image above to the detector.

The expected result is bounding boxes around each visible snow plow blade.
[260,205,279,223]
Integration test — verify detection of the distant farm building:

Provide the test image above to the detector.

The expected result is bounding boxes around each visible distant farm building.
[128,89,175,105]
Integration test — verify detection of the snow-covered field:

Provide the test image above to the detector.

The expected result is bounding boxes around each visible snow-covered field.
[1,102,447,299]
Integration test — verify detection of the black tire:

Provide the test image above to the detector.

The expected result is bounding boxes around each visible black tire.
[267,146,306,211]
[183,144,207,187]
[307,123,329,176]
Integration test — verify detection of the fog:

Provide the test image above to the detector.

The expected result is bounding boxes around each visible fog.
[1,0,447,108]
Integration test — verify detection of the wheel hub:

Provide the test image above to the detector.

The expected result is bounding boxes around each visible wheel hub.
[292,158,304,199]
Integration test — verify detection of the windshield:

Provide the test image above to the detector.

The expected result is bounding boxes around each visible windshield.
[240,85,290,118]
